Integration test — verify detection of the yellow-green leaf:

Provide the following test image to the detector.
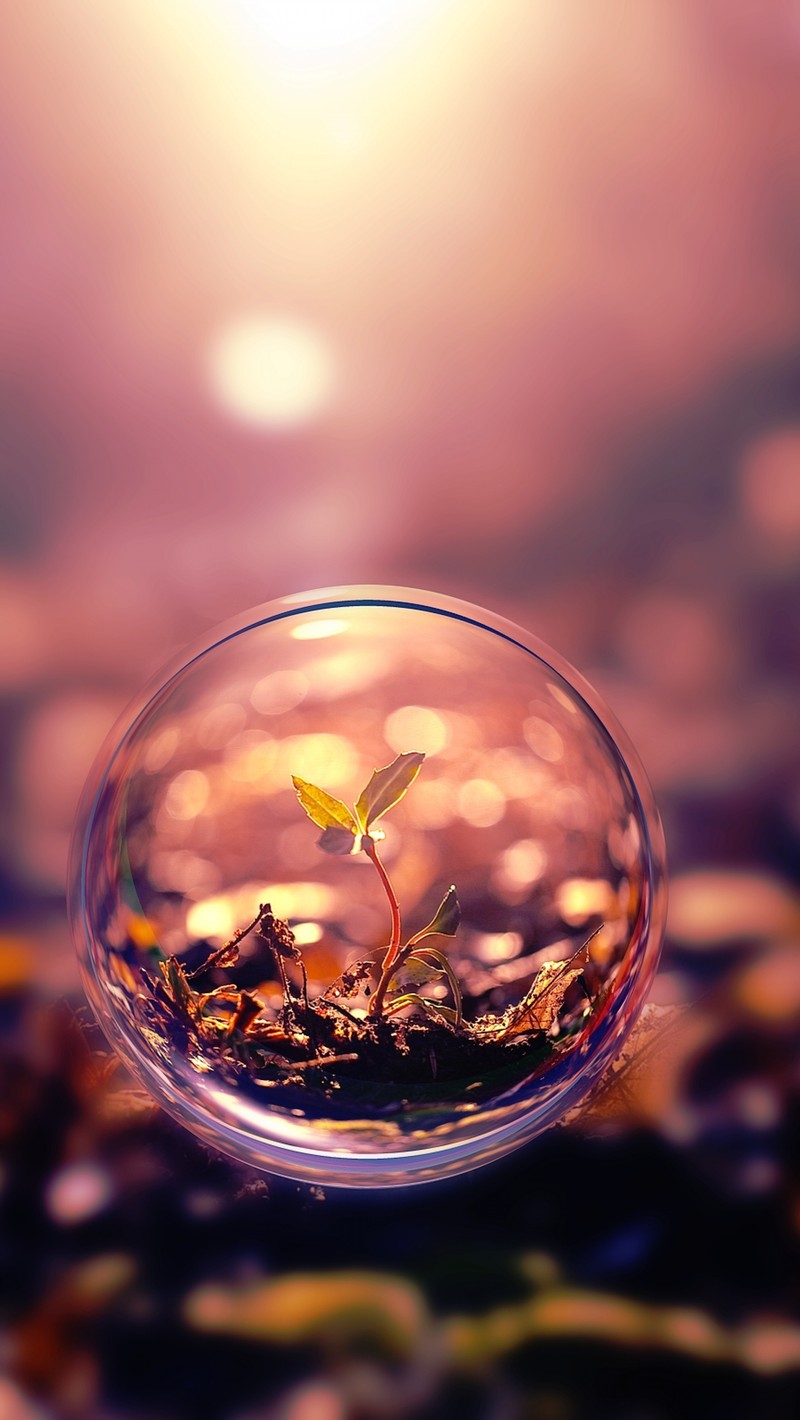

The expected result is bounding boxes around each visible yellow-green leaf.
[355,751,425,832]
[412,885,460,942]
[292,776,359,835]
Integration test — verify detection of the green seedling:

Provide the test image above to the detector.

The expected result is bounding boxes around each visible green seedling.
[292,752,463,1025]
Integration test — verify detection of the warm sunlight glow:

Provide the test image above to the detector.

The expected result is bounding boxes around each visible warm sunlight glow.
[217,0,441,71]
[207,315,336,429]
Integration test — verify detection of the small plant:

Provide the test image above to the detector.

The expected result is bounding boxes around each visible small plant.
[292,752,463,1025]
[155,750,598,1095]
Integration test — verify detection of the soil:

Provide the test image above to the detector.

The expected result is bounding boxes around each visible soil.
[151,904,561,1107]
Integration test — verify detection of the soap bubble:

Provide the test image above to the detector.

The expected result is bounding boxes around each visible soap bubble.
[68,588,666,1186]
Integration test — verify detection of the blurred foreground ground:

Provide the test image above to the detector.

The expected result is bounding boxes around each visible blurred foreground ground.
[0,2,799,1416]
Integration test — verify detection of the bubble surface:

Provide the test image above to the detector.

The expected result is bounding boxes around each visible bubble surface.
[69,587,666,1186]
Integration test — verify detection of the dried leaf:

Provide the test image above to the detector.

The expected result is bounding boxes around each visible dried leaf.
[230,991,264,1036]
[292,776,359,836]
[206,939,241,970]
[186,938,241,980]
[354,751,425,832]
[506,953,587,1037]
[256,908,300,961]
[338,959,375,997]
[160,958,200,1024]
[318,825,361,856]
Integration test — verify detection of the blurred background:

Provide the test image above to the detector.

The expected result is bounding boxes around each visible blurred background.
[1,1,799,1415]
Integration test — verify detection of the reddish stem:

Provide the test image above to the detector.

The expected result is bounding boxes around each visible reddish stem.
[363,835,402,1017]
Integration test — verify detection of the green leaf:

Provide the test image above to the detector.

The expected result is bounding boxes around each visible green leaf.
[354,751,425,832]
[384,992,458,1026]
[405,943,463,1026]
[318,826,362,856]
[292,776,359,835]
[389,952,445,992]
[411,885,460,943]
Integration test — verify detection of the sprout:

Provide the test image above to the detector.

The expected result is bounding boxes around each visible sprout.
[293,752,462,1023]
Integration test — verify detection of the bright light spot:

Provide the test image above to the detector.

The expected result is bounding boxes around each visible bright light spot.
[219,0,438,71]
[291,618,350,641]
[165,770,209,820]
[207,315,336,430]
[224,730,276,783]
[46,1162,112,1224]
[457,778,505,828]
[384,705,449,756]
[268,882,335,919]
[251,670,309,715]
[523,716,564,763]
[668,870,798,947]
[188,882,336,945]
[186,898,236,942]
[329,114,367,158]
[473,932,523,964]
[498,838,547,888]
[556,878,617,926]
[279,733,357,786]
[293,921,324,946]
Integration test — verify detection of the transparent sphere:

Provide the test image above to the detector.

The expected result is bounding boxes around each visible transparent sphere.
[69,587,666,1186]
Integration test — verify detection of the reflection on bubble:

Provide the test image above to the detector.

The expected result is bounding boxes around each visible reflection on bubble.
[251,671,309,715]
[524,715,565,763]
[144,725,181,772]
[291,618,350,641]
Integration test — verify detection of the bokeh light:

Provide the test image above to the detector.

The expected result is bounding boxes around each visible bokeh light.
[207,315,337,429]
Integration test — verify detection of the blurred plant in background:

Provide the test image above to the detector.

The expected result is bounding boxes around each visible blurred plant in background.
[0,0,799,1415]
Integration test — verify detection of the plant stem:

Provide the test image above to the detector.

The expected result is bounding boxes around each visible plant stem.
[363,835,402,1017]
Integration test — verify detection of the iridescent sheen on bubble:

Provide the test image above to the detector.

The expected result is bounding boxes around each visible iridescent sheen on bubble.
[69,587,666,1186]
